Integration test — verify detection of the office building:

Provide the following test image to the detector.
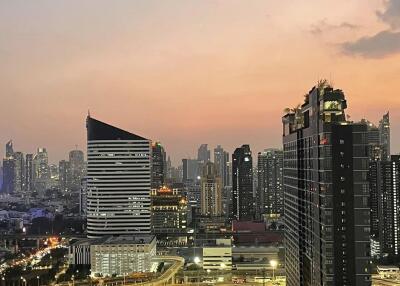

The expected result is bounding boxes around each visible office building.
[150,186,187,234]
[69,149,85,192]
[2,157,15,193]
[214,145,230,187]
[59,160,70,192]
[33,148,50,193]
[200,161,223,217]
[282,82,371,285]
[232,145,254,221]
[182,158,200,182]
[379,112,390,161]
[13,152,25,195]
[25,154,34,194]
[90,235,156,277]
[378,155,400,256]
[86,116,151,238]
[151,142,166,189]
[198,144,210,163]
[257,149,283,217]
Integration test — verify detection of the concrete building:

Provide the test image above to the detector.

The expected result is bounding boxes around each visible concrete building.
[200,162,223,217]
[150,186,187,234]
[90,235,156,277]
[86,116,151,238]
[282,82,371,285]
[232,145,254,221]
[202,238,232,270]
[151,142,166,189]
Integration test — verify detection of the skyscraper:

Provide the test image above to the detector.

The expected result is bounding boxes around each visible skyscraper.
[257,148,283,217]
[2,140,15,194]
[69,149,85,192]
[378,155,400,256]
[232,144,254,221]
[86,116,151,238]
[200,161,222,217]
[59,160,70,192]
[379,112,390,161]
[25,154,34,195]
[151,142,166,189]
[13,151,25,195]
[33,148,50,193]
[214,145,230,187]
[182,158,200,182]
[197,144,210,163]
[282,82,371,286]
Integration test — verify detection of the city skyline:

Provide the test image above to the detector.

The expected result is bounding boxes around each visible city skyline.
[1,0,400,165]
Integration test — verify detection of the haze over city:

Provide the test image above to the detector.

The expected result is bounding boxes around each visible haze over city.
[1,0,400,164]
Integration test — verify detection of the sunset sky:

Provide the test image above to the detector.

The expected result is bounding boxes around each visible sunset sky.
[1,0,399,165]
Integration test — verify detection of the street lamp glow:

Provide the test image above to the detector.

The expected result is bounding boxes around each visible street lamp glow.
[270,260,278,268]
[194,257,201,264]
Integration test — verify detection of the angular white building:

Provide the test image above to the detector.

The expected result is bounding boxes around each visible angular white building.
[86,116,151,238]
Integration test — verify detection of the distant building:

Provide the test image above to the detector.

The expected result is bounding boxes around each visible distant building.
[90,235,156,277]
[232,145,254,221]
[150,186,187,234]
[200,162,222,217]
[182,158,200,182]
[86,116,151,238]
[257,149,283,218]
[282,82,371,285]
[13,152,25,195]
[69,149,85,192]
[25,154,34,195]
[59,160,70,192]
[198,144,210,163]
[379,112,390,161]
[214,145,230,187]
[33,148,50,193]
[151,142,166,189]
[2,157,15,193]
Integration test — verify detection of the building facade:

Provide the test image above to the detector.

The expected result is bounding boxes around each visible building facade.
[257,149,283,217]
[200,162,223,217]
[90,236,156,277]
[282,82,371,286]
[232,145,254,221]
[151,142,166,189]
[150,186,187,234]
[86,116,151,238]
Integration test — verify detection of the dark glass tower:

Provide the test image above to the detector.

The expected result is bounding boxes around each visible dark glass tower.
[232,144,254,221]
[257,148,283,217]
[86,116,151,238]
[282,82,371,286]
[151,142,166,189]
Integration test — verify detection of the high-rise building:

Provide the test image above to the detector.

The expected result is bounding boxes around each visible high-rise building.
[59,160,71,192]
[13,152,25,195]
[69,149,85,192]
[2,141,15,194]
[86,116,151,238]
[182,158,200,182]
[25,154,34,195]
[151,142,166,189]
[198,144,210,163]
[378,155,400,256]
[282,82,371,286]
[214,145,230,187]
[232,145,254,221]
[257,149,283,217]
[200,161,222,217]
[5,140,13,158]
[379,112,390,161]
[33,148,50,193]
[150,186,187,234]
[2,158,15,193]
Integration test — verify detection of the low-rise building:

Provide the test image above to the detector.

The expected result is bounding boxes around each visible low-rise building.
[90,235,156,277]
[202,238,232,270]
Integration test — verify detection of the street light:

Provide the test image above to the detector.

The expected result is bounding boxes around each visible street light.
[270,260,278,281]
[194,257,201,286]
[37,275,40,286]
[72,274,75,286]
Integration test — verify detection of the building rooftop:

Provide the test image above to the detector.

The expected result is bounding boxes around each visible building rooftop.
[97,235,156,245]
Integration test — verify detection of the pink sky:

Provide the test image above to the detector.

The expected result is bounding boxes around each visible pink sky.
[0,0,399,165]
